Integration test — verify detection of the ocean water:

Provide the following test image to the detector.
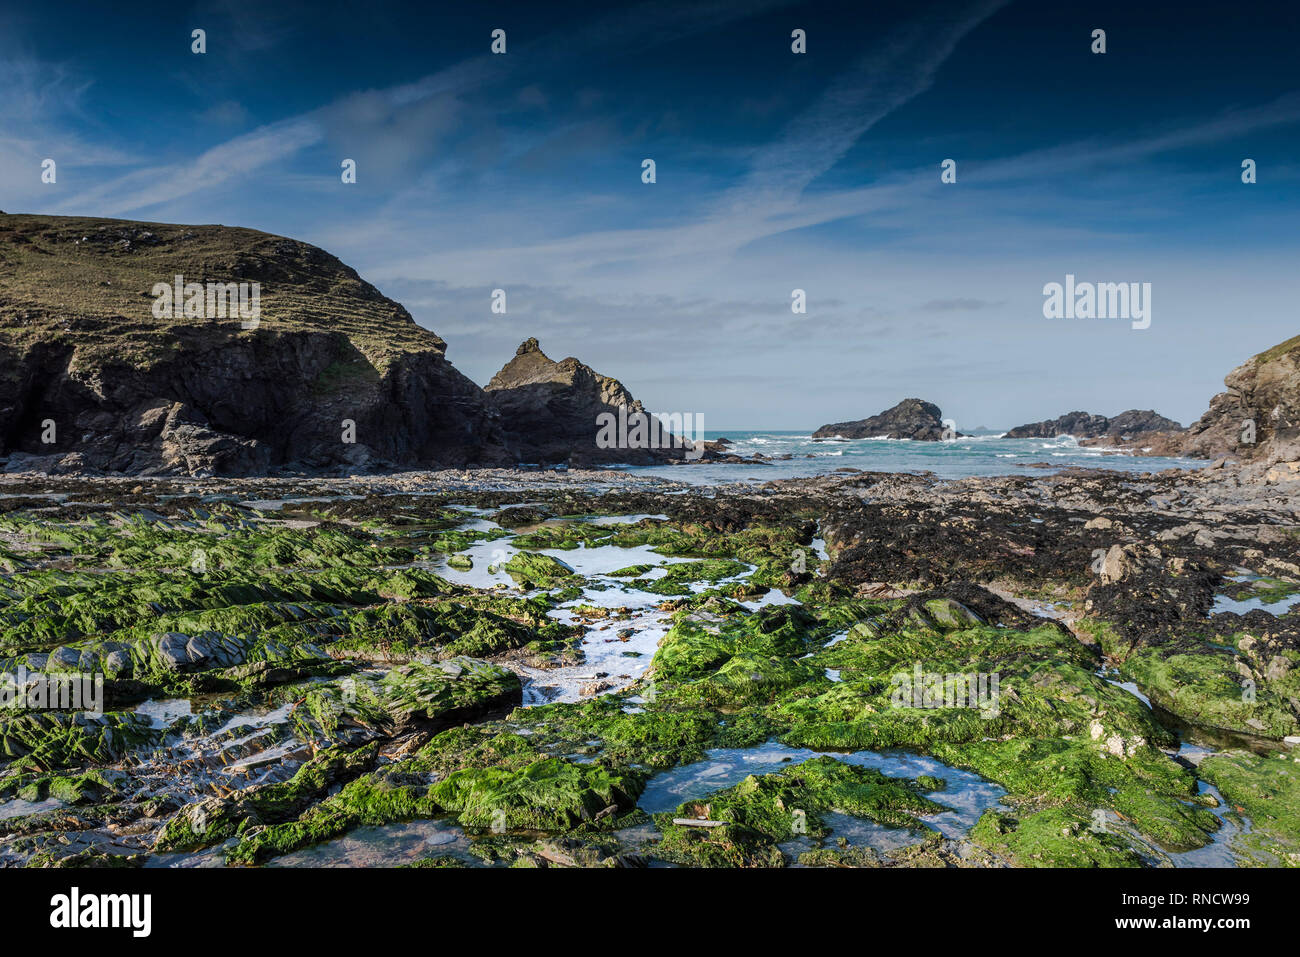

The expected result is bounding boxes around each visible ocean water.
[623,431,1203,484]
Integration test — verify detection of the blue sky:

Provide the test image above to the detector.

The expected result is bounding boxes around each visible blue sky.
[3,0,1299,429]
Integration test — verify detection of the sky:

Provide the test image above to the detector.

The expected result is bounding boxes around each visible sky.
[2,0,1298,430]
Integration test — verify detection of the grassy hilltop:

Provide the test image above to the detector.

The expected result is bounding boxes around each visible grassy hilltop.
[0,213,438,374]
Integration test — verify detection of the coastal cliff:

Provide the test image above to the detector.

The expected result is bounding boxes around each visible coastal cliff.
[0,214,674,475]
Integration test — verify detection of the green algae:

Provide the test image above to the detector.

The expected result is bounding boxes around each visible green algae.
[626,559,751,596]
[796,845,882,867]
[970,807,1144,867]
[652,604,821,681]
[646,604,830,708]
[932,736,1219,854]
[23,849,146,868]
[0,767,124,804]
[0,711,162,772]
[509,697,724,769]
[418,725,541,776]
[663,653,824,709]
[1199,750,1300,866]
[1121,642,1299,739]
[432,757,645,831]
[1224,576,1300,605]
[652,756,943,867]
[923,597,984,629]
[776,611,1165,751]
[4,512,419,574]
[511,517,815,591]
[1,490,1277,870]
[401,854,468,868]
[155,743,380,851]
[0,565,458,656]
[503,552,577,588]
[294,658,521,742]
[226,766,442,865]
[1,572,566,701]
[607,564,655,578]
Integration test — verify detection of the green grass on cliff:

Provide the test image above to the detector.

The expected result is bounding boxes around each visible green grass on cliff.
[0,213,440,372]
[1256,334,1300,365]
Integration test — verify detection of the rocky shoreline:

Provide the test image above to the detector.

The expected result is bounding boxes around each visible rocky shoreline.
[1,457,1296,869]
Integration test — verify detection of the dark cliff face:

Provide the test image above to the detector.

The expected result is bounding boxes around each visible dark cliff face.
[1005,410,1181,440]
[486,338,690,466]
[0,213,509,475]
[812,398,949,441]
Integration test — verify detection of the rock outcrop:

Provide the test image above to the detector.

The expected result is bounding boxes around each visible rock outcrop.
[1092,336,1300,462]
[486,338,691,466]
[0,213,513,476]
[813,399,952,441]
[1164,335,1300,461]
[1006,409,1181,440]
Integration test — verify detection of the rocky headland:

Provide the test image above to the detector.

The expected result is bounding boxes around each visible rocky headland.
[484,338,695,467]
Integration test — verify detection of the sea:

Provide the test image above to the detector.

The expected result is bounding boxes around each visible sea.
[622,430,1203,485]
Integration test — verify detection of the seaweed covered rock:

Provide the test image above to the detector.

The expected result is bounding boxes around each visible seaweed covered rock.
[969,807,1145,867]
[510,698,727,770]
[650,605,826,707]
[295,658,522,741]
[432,756,645,831]
[0,711,161,772]
[225,766,444,865]
[155,743,381,851]
[1199,750,1300,866]
[653,756,943,867]
[502,551,577,588]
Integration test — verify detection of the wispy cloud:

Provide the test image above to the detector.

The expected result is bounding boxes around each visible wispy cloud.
[47,0,796,217]
[50,117,324,216]
[715,0,1009,214]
